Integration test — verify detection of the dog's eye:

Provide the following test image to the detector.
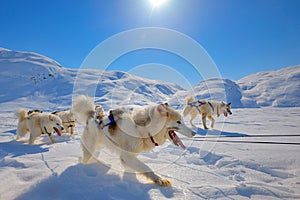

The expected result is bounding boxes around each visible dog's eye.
[177,121,181,124]
[56,123,60,126]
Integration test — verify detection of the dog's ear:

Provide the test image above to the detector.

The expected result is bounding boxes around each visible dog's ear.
[157,104,168,117]
[49,114,54,121]
[227,102,231,106]
[221,102,225,106]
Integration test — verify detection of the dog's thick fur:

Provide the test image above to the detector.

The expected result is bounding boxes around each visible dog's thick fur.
[16,109,64,144]
[72,95,195,187]
[183,96,232,129]
[52,110,76,135]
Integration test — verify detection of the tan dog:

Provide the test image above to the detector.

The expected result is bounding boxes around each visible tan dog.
[16,109,64,144]
[183,96,232,129]
[52,110,76,135]
[72,95,195,187]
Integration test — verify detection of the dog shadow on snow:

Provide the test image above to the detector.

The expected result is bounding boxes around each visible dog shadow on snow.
[16,162,175,200]
[0,140,49,158]
[1,129,74,158]
[192,127,248,137]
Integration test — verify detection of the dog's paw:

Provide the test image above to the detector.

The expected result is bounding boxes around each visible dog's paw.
[155,178,172,187]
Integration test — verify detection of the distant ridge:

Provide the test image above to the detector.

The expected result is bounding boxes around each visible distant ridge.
[1,47,299,110]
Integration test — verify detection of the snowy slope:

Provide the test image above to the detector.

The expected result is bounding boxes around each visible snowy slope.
[169,66,300,108]
[0,48,183,111]
[1,48,300,109]
[238,66,300,107]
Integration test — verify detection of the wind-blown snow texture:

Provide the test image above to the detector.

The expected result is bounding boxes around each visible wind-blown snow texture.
[1,48,300,199]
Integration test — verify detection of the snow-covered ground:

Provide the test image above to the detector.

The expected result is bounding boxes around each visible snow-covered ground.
[1,107,299,200]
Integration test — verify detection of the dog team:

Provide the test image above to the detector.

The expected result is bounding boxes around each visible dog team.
[15,96,232,186]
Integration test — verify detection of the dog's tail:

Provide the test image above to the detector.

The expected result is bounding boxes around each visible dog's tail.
[72,95,95,124]
[15,108,28,122]
[182,96,195,117]
[186,96,194,105]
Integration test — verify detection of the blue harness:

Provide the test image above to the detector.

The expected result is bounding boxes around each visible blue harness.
[102,113,116,128]
[188,100,206,113]
[189,100,214,112]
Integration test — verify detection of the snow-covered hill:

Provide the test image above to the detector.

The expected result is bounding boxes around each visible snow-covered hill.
[170,66,300,108]
[238,66,300,107]
[1,48,299,109]
[0,48,183,111]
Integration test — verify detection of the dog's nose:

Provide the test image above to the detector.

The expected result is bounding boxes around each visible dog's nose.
[68,125,73,128]
[61,126,64,130]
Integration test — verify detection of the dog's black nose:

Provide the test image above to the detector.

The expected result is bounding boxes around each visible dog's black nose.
[68,125,73,128]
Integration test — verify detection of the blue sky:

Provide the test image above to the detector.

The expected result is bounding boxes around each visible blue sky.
[1,0,300,87]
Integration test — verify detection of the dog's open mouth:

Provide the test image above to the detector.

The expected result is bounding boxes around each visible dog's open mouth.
[168,130,186,150]
[53,127,62,136]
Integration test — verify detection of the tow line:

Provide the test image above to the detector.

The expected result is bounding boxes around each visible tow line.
[188,134,300,146]
[190,138,300,146]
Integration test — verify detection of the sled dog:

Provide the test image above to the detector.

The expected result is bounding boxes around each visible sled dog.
[183,96,232,129]
[72,95,196,187]
[95,104,105,120]
[52,110,76,135]
[16,109,64,144]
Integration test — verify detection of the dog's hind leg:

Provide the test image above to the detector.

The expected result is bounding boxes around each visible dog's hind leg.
[207,115,215,129]
[202,115,209,129]
[120,153,172,187]
[16,122,28,140]
[81,128,98,164]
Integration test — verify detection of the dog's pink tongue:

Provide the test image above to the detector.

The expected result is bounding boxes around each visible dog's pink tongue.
[53,127,62,136]
[172,132,186,150]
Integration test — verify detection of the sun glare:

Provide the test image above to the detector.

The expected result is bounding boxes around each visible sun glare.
[149,0,169,8]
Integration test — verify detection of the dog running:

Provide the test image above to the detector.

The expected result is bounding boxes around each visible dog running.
[16,109,64,144]
[183,96,232,129]
[72,95,196,186]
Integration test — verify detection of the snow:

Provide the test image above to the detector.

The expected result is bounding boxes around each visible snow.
[0,48,300,199]
[237,66,300,107]
[1,108,299,199]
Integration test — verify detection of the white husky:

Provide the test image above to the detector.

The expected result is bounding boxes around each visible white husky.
[52,110,76,135]
[72,95,195,187]
[16,109,64,144]
[183,96,232,129]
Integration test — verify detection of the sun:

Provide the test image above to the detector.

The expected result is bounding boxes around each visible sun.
[149,0,169,8]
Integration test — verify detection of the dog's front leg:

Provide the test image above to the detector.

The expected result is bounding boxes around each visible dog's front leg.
[70,126,74,135]
[29,131,41,144]
[48,134,56,143]
[120,153,172,187]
